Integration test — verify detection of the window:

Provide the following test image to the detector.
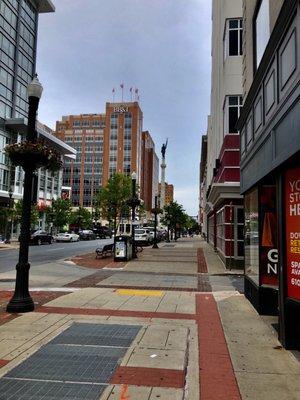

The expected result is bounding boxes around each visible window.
[224,19,243,57]
[224,96,243,134]
[255,0,270,68]
[110,113,118,129]
[245,188,259,285]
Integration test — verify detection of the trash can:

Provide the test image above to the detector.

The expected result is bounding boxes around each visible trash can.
[114,235,132,261]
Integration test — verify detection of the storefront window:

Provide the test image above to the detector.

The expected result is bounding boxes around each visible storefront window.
[245,188,259,284]
[216,208,225,255]
[260,185,278,286]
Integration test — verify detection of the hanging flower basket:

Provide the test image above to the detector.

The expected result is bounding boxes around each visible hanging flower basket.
[5,140,63,172]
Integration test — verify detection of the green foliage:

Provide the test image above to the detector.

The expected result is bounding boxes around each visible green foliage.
[12,200,39,228]
[0,207,9,234]
[70,207,92,229]
[95,173,132,230]
[45,198,72,230]
[161,201,186,229]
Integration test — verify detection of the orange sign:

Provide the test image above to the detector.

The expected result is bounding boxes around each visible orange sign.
[285,167,300,300]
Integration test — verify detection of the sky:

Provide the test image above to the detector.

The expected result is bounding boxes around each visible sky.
[36,0,212,215]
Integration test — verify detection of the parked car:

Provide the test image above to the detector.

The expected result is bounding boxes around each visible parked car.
[79,230,96,240]
[134,228,151,246]
[92,226,112,239]
[143,227,155,243]
[29,230,53,245]
[55,232,79,242]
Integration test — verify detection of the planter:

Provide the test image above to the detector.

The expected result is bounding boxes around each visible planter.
[5,140,62,172]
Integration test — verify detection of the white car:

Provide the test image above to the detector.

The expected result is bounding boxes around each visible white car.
[55,232,79,242]
[134,228,151,245]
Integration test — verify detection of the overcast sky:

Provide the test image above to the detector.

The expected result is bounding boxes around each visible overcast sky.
[36,0,212,215]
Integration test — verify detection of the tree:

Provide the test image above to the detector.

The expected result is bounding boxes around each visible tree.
[12,200,39,228]
[45,198,72,231]
[161,201,187,239]
[97,173,132,232]
[70,207,92,230]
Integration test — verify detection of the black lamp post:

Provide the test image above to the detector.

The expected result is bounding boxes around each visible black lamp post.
[166,218,171,242]
[7,74,43,313]
[129,171,140,259]
[152,195,159,249]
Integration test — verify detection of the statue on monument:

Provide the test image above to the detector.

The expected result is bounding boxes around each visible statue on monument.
[161,138,168,159]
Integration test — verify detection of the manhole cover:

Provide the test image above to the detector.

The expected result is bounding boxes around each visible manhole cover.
[0,379,106,400]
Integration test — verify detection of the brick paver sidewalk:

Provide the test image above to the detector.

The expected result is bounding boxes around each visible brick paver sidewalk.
[0,237,299,399]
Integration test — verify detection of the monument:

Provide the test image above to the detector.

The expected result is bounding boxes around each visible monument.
[160,139,168,212]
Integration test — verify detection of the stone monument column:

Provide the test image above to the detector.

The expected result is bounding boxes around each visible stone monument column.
[160,139,168,212]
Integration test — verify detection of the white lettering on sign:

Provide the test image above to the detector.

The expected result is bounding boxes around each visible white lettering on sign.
[113,106,129,113]
[267,249,278,274]
[290,204,300,216]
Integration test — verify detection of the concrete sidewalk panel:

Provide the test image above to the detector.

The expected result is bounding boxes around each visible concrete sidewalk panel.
[150,387,184,399]
[104,385,151,399]
[126,348,186,370]
[236,371,300,400]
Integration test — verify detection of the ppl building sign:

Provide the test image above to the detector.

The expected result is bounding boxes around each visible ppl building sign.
[113,106,129,113]
[285,167,300,300]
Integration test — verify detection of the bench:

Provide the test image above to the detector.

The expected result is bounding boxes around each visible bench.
[95,243,114,259]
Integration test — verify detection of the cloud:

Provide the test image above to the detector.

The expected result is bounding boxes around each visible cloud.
[36,0,211,213]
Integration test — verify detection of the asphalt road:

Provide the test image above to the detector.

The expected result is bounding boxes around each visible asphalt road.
[0,238,113,273]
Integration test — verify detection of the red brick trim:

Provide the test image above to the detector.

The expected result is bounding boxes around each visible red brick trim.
[0,359,9,368]
[110,366,185,388]
[197,249,208,273]
[36,306,195,320]
[196,294,241,400]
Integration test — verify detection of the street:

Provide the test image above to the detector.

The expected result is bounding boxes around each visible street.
[0,238,113,273]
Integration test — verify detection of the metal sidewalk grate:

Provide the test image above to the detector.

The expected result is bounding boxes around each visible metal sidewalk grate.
[1,323,141,399]
[0,379,106,400]
[7,344,127,383]
[51,323,141,347]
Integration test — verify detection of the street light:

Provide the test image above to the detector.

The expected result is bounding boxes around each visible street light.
[7,74,43,313]
[152,195,159,249]
[129,171,140,259]
[166,218,171,243]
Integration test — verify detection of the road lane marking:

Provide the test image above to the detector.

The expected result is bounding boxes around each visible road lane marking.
[46,247,65,251]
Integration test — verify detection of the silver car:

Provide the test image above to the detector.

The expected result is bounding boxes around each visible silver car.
[134,228,151,245]
[55,232,79,242]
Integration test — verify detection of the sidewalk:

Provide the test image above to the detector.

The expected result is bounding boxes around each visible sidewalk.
[0,237,299,399]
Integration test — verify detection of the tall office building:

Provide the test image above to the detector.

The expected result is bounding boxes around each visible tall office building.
[0,0,55,206]
[141,131,159,212]
[55,114,105,207]
[102,102,143,185]
[56,101,148,209]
